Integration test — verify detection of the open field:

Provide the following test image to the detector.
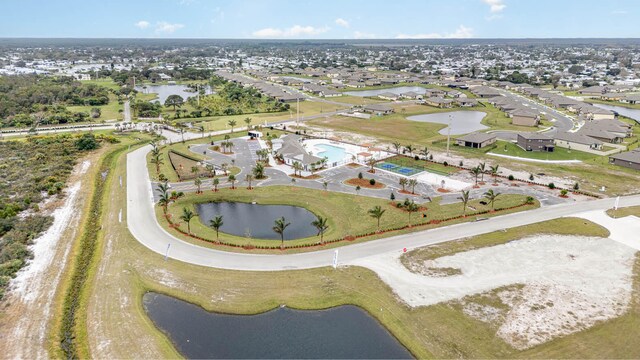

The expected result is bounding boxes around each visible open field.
[81,78,122,91]
[607,205,640,218]
[490,140,598,161]
[67,94,123,122]
[159,185,534,250]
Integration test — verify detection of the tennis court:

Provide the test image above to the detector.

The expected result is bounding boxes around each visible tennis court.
[375,162,424,176]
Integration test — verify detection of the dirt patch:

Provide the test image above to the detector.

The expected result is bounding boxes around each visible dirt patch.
[344,178,385,189]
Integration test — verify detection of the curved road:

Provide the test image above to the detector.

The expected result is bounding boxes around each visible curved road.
[127,144,640,271]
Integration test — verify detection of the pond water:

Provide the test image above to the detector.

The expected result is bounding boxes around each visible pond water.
[344,86,427,97]
[195,202,318,240]
[407,111,488,135]
[592,103,640,123]
[143,292,413,359]
[135,84,213,104]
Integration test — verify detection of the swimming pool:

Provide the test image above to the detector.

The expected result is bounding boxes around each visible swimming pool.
[315,144,349,164]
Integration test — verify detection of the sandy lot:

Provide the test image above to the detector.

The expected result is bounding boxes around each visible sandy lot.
[351,211,639,349]
[0,158,94,359]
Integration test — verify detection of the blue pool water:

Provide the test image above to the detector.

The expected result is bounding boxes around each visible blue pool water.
[315,144,349,164]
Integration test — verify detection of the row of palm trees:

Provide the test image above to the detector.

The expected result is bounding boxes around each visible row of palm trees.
[399,178,419,194]
[391,142,430,160]
[457,189,501,216]
[470,162,500,185]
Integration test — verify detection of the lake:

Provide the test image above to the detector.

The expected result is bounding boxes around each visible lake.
[143,292,413,359]
[592,103,640,123]
[195,202,318,240]
[407,111,488,135]
[135,84,213,103]
[344,86,427,97]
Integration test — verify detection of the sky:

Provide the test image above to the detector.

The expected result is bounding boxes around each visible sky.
[0,0,638,39]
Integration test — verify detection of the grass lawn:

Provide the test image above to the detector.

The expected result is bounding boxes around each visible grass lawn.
[478,102,546,132]
[489,140,598,161]
[82,78,122,91]
[84,148,640,360]
[606,205,640,218]
[328,95,387,105]
[382,155,460,175]
[67,94,123,122]
[159,185,534,250]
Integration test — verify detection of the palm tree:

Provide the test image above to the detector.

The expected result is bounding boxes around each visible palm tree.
[322,181,329,191]
[221,163,229,176]
[419,146,429,161]
[194,177,202,194]
[368,205,386,231]
[483,189,501,210]
[292,161,303,177]
[405,200,419,227]
[158,192,171,212]
[405,144,414,156]
[180,207,195,235]
[228,174,236,189]
[253,162,265,179]
[228,119,237,132]
[273,217,291,249]
[399,177,408,192]
[471,166,481,185]
[392,141,401,154]
[408,179,418,194]
[366,157,377,172]
[458,190,470,217]
[191,166,199,178]
[244,117,252,129]
[490,164,500,180]
[311,216,329,244]
[479,162,486,182]
[245,174,254,189]
[212,177,220,192]
[209,215,224,240]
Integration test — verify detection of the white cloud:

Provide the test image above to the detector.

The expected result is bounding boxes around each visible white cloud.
[134,20,150,29]
[482,0,506,13]
[155,21,185,34]
[252,25,330,38]
[335,18,350,28]
[396,25,474,39]
[353,31,376,39]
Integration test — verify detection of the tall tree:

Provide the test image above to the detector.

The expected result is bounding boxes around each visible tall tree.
[165,94,184,111]
[368,205,386,231]
[399,177,408,192]
[311,216,329,244]
[179,207,195,235]
[408,179,418,194]
[244,117,252,129]
[228,119,237,132]
[245,174,253,189]
[483,189,501,210]
[228,174,236,189]
[209,215,224,240]
[273,217,291,249]
[194,177,202,194]
[212,177,220,192]
[458,190,470,217]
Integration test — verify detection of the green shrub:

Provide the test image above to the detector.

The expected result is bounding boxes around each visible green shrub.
[358,172,363,179]
[548,182,556,189]
[369,178,376,185]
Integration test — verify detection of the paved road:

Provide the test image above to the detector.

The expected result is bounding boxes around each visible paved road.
[491,88,576,141]
[127,143,640,271]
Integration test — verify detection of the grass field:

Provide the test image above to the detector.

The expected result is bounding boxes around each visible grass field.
[67,94,123,122]
[83,148,640,360]
[82,78,122,91]
[159,186,534,250]
[607,205,640,218]
[489,140,598,161]
[382,155,460,176]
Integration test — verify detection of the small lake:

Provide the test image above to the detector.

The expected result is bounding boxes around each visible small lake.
[344,86,426,97]
[135,84,213,104]
[143,293,413,359]
[407,111,488,135]
[592,103,640,123]
[195,202,318,240]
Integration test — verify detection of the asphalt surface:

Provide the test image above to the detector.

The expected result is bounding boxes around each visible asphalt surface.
[127,142,640,271]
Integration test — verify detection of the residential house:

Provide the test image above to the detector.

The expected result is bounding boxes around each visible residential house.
[363,104,394,115]
[517,133,554,152]
[510,109,540,127]
[609,149,640,170]
[275,135,323,171]
[554,131,603,152]
[424,97,453,108]
[456,133,497,149]
[455,98,478,107]
[378,92,400,101]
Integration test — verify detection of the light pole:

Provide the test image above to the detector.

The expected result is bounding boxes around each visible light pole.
[446,114,452,156]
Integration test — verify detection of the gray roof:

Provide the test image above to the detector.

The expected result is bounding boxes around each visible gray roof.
[518,132,552,140]
[610,149,640,163]
[364,103,393,112]
[554,131,603,145]
[457,132,496,143]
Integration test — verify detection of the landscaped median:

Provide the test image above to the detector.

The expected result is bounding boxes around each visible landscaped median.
[156,185,538,252]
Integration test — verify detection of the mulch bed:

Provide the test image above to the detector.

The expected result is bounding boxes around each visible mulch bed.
[344,178,385,189]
